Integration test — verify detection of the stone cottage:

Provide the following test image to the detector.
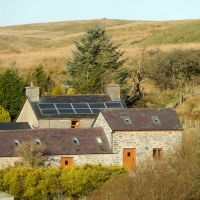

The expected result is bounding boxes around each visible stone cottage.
[0,108,182,171]
[16,83,124,129]
[93,108,183,171]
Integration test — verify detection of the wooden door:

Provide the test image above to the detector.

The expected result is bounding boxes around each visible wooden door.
[123,148,136,171]
[61,157,73,168]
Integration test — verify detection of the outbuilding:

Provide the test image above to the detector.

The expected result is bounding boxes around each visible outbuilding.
[0,192,14,200]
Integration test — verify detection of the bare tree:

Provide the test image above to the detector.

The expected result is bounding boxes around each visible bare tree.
[15,139,48,167]
[125,45,146,107]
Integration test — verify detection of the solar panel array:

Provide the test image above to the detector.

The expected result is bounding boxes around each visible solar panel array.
[38,102,123,116]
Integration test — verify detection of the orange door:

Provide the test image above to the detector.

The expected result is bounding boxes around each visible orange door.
[61,157,73,168]
[123,148,136,171]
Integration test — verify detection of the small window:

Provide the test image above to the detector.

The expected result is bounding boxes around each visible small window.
[14,139,20,147]
[65,160,68,165]
[127,152,131,157]
[96,137,103,144]
[153,148,163,160]
[152,116,161,124]
[71,120,80,128]
[36,139,41,145]
[121,116,132,124]
[72,137,80,144]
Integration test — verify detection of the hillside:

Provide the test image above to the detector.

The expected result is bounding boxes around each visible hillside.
[0,18,200,81]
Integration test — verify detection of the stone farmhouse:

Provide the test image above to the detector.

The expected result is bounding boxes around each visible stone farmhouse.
[0,108,182,171]
[16,82,124,129]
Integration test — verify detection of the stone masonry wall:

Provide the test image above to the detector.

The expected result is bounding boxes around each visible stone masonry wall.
[93,113,113,148]
[50,154,119,167]
[113,130,182,166]
[0,157,21,168]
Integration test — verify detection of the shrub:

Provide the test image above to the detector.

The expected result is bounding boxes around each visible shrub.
[51,85,65,95]
[0,106,11,122]
[15,140,48,168]
[0,165,125,200]
[67,88,77,95]
[142,50,200,90]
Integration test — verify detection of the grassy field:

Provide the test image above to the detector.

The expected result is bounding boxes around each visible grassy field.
[0,18,200,82]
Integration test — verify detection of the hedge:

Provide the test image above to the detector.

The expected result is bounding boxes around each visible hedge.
[0,165,126,200]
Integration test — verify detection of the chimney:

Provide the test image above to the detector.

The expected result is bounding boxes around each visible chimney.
[25,83,40,102]
[106,80,121,101]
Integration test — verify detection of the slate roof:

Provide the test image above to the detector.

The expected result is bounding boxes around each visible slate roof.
[0,128,111,157]
[0,122,31,131]
[30,94,124,119]
[101,108,182,131]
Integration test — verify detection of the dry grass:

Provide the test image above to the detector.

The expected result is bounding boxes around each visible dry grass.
[89,128,200,200]
[0,19,200,83]
[176,96,200,120]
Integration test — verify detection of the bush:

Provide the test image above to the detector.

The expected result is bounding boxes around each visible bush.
[51,85,65,95]
[0,165,125,200]
[0,106,11,122]
[142,50,200,90]
[67,88,77,95]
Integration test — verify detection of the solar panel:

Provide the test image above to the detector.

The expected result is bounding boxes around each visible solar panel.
[38,101,123,116]
[58,109,75,114]
[75,109,92,114]
[41,109,58,115]
[72,103,89,109]
[105,102,123,108]
[89,103,105,108]
[38,103,55,109]
[91,108,101,114]
[55,103,72,109]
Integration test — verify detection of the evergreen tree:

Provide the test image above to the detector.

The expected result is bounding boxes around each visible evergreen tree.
[66,26,127,93]
[0,69,26,119]
[29,65,54,94]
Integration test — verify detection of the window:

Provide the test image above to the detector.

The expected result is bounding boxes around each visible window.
[96,137,103,144]
[71,120,80,128]
[36,139,41,145]
[152,116,161,124]
[13,139,20,146]
[153,148,163,160]
[65,160,68,165]
[121,116,132,124]
[127,152,131,157]
[72,137,80,145]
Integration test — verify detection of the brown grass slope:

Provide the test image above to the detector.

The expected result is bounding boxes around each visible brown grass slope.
[0,19,200,81]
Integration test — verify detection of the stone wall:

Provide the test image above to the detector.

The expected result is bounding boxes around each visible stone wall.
[113,130,182,166]
[93,113,113,148]
[0,157,21,168]
[51,154,119,167]
[0,154,119,169]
